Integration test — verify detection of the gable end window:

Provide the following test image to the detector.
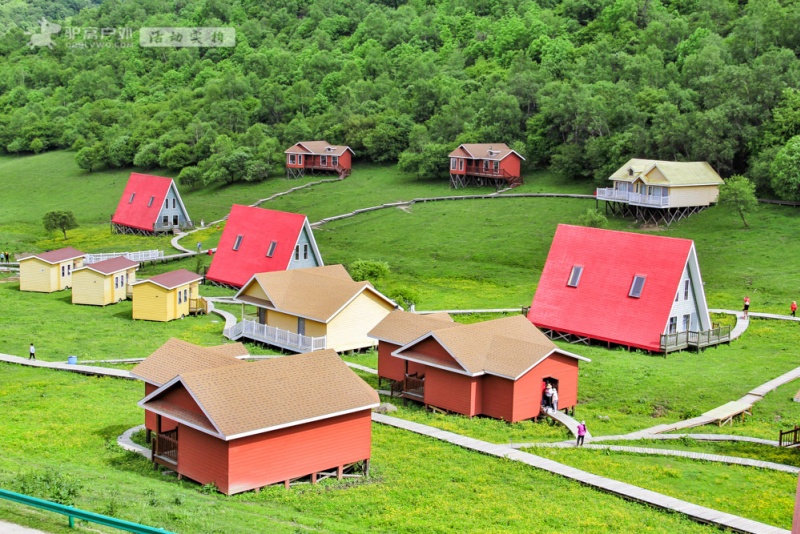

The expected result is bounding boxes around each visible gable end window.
[147,196,154,207]
[684,279,690,300]
[303,244,308,260]
[629,275,646,298]
[266,241,277,258]
[294,245,300,260]
[233,235,243,251]
[567,266,583,287]
[129,193,135,203]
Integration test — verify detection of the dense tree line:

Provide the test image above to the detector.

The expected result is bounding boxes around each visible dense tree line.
[1,0,800,198]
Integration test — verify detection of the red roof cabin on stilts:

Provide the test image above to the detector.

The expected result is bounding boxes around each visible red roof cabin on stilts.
[285,141,354,179]
[448,143,525,190]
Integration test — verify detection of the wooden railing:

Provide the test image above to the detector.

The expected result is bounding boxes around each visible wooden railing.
[152,429,178,465]
[688,325,731,348]
[226,318,326,352]
[189,297,208,315]
[596,187,670,207]
[779,425,800,447]
[660,331,689,352]
[403,374,425,399]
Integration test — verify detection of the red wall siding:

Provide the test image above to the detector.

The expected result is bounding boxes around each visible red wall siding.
[424,367,478,416]
[513,355,580,421]
[406,338,464,370]
[500,154,521,178]
[480,375,515,421]
[338,151,352,170]
[226,410,372,494]
[144,383,177,432]
[177,425,230,494]
[377,342,405,381]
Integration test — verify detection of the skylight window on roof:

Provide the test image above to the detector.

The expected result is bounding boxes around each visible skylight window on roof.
[129,193,135,203]
[629,275,646,298]
[233,235,243,251]
[147,196,155,207]
[567,265,583,287]
[266,241,277,257]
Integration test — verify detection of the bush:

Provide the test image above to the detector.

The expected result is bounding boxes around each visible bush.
[578,208,608,228]
[348,260,390,282]
[389,286,420,308]
[15,470,81,505]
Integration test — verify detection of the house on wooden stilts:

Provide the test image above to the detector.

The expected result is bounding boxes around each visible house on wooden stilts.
[205,205,323,289]
[111,173,192,235]
[71,256,139,306]
[369,312,589,421]
[595,159,724,226]
[448,143,525,189]
[528,224,729,353]
[285,141,354,179]
[19,247,85,293]
[138,349,379,494]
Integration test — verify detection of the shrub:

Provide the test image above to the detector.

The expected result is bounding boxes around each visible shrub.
[578,208,608,228]
[348,260,390,282]
[389,286,420,308]
[15,470,81,505]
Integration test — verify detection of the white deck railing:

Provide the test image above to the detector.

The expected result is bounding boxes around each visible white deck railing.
[226,318,326,352]
[84,250,165,264]
[596,188,670,207]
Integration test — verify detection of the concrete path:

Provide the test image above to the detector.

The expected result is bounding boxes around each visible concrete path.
[546,408,591,439]
[372,413,788,534]
[0,521,48,533]
[204,297,238,332]
[0,353,133,379]
[516,442,800,474]
[589,433,780,446]
[118,425,151,460]
[709,309,749,339]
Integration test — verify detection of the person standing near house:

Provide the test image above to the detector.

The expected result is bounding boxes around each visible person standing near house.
[543,383,554,412]
[743,296,750,319]
[791,301,797,318]
[576,421,587,446]
[29,343,35,361]
[197,241,202,253]
[551,386,559,412]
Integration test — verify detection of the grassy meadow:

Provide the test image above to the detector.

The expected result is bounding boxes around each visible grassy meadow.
[2,151,800,531]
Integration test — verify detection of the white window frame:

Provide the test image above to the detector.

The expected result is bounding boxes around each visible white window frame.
[451,158,457,170]
[303,244,308,260]
[684,279,690,300]
[321,155,328,166]
[233,235,243,251]
[567,266,583,288]
[682,314,691,332]
[629,275,646,298]
[668,316,677,334]
[289,154,296,165]
[267,241,277,258]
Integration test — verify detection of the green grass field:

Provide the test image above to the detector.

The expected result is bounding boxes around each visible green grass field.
[2,151,800,532]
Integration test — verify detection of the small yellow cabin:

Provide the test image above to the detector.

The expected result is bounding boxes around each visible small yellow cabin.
[72,257,139,306]
[19,247,85,293]
[131,269,202,322]
[229,265,398,353]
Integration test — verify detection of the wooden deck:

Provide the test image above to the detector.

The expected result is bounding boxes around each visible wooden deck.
[372,413,788,534]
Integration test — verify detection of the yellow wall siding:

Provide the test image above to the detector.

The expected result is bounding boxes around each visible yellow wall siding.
[241,281,270,301]
[133,283,170,321]
[72,270,108,305]
[668,185,721,208]
[19,259,56,292]
[266,310,301,332]
[327,291,394,352]
[646,167,667,183]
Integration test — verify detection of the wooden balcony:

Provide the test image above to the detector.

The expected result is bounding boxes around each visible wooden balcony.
[660,325,732,353]
[151,429,178,468]
[390,373,425,400]
[189,297,208,315]
[225,318,326,353]
[596,187,670,208]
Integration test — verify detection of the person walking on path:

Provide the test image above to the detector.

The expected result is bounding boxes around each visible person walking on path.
[743,296,750,319]
[792,301,797,318]
[576,421,587,446]
[196,242,202,253]
[28,343,35,361]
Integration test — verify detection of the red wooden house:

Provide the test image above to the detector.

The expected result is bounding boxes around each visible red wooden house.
[138,349,379,495]
[111,173,192,235]
[528,224,716,353]
[285,141,354,179]
[448,143,525,189]
[369,312,589,422]
[205,205,323,288]
[130,338,249,442]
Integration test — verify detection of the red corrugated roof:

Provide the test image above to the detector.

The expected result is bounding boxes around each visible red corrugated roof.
[136,269,202,290]
[205,205,309,288]
[22,247,84,264]
[111,173,173,231]
[528,225,693,351]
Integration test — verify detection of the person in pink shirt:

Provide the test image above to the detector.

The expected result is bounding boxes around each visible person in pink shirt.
[576,421,587,446]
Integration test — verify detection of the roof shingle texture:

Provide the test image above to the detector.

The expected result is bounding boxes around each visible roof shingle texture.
[448,143,520,161]
[610,159,724,186]
[137,269,202,289]
[131,338,244,386]
[80,256,138,275]
[21,247,84,264]
[368,310,457,345]
[285,141,351,156]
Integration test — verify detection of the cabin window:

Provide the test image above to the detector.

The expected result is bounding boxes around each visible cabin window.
[147,196,154,207]
[184,288,188,302]
[567,266,583,287]
[332,156,338,167]
[675,291,679,302]
[483,160,490,170]
[172,198,176,209]
[173,215,179,225]
[298,155,303,165]
[321,155,328,166]
[668,316,677,334]
[303,244,308,259]
[67,264,71,275]
[233,235,243,251]
[628,168,634,176]
[682,314,691,332]
[178,290,182,304]
[129,193,135,203]
[451,158,457,170]
[162,215,168,225]
[294,245,300,260]
[115,276,119,289]
[165,199,169,209]
[61,265,65,277]
[459,159,463,170]
[266,241,277,257]
[297,317,305,336]
[493,161,499,172]
[684,279,690,300]
[289,154,296,165]
[629,275,646,298]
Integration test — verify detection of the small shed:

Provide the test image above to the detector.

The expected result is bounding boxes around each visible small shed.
[205,205,323,288]
[131,269,203,322]
[370,313,589,422]
[138,349,379,494]
[448,143,525,189]
[285,141,354,179]
[72,257,139,306]
[111,173,192,235]
[19,247,85,293]
[229,265,397,353]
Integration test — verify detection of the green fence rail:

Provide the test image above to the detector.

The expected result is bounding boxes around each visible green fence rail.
[0,489,173,533]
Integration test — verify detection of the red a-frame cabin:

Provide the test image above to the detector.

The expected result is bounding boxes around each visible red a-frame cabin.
[448,143,525,189]
[285,141,354,179]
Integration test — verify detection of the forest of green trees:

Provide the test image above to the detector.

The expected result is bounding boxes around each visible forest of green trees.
[2,0,800,197]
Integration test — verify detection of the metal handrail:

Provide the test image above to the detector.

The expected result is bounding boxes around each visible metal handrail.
[0,488,173,533]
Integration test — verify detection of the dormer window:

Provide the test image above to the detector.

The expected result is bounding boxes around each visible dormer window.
[147,196,155,207]
[233,235,243,251]
[129,193,135,203]
[628,168,634,176]
[567,266,583,287]
[266,241,277,257]
[629,275,646,298]
[326,146,335,152]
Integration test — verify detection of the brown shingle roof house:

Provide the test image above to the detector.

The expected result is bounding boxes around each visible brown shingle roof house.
[138,349,379,494]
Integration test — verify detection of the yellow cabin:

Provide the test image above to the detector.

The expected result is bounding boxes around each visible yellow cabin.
[72,257,139,306]
[229,265,397,353]
[131,269,203,322]
[19,247,85,293]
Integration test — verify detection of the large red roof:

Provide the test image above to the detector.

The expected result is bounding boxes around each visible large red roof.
[528,225,694,351]
[111,173,173,231]
[205,205,309,288]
